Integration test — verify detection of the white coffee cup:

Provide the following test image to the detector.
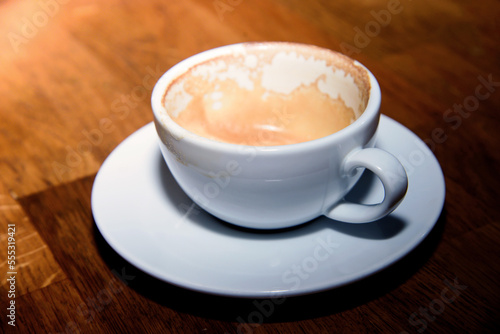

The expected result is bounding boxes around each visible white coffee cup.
[152,42,407,229]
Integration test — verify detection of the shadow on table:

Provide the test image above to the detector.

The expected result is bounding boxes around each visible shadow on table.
[93,206,445,324]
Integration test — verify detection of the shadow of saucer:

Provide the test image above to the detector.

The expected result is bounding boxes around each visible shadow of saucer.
[92,221,249,321]
[93,207,445,323]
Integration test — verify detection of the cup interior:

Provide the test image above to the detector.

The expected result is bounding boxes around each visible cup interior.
[153,42,375,148]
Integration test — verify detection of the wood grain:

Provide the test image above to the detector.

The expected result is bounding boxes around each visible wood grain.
[0,181,66,296]
[1,0,499,333]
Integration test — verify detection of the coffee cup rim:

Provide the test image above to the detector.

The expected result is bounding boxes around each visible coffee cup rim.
[151,42,381,154]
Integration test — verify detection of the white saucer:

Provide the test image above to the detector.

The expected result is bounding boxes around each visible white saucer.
[91,115,445,298]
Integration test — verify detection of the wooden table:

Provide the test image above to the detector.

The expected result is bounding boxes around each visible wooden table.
[1,0,499,333]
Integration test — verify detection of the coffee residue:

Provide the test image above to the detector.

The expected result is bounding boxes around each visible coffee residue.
[173,78,355,146]
[163,44,368,146]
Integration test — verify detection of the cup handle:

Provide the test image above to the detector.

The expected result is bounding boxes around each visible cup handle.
[325,148,408,223]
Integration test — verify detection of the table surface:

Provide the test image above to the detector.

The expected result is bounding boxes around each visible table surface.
[1,0,499,333]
